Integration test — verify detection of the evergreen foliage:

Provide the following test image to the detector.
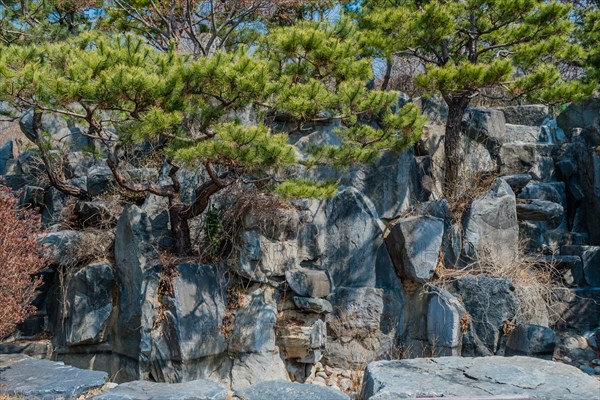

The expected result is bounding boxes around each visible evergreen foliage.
[349,0,593,193]
[0,18,424,255]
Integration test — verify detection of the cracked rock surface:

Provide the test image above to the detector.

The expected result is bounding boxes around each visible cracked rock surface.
[360,356,600,399]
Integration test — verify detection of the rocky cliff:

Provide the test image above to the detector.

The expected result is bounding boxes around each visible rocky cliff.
[0,99,599,396]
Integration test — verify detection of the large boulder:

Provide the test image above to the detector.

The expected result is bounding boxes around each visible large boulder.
[112,204,161,382]
[149,263,227,383]
[0,354,108,400]
[448,274,519,355]
[94,379,227,400]
[234,381,349,400]
[385,215,444,283]
[285,267,331,298]
[426,287,468,356]
[516,199,564,222]
[65,262,115,346]
[304,187,385,288]
[561,246,600,288]
[462,178,519,263]
[557,99,600,134]
[504,324,556,359]
[360,356,600,400]
[500,105,550,126]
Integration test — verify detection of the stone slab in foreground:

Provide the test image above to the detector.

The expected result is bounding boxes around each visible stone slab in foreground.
[361,356,599,400]
[0,354,108,399]
[234,380,349,400]
[93,379,228,400]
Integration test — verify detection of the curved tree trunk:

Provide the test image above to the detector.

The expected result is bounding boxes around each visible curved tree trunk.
[443,96,471,197]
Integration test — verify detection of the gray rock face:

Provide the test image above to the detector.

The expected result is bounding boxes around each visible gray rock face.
[0,140,13,175]
[505,324,556,359]
[0,354,107,400]
[41,230,113,267]
[426,287,467,356]
[293,296,333,314]
[516,199,564,222]
[235,380,349,400]
[150,263,227,383]
[462,178,519,263]
[87,166,115,196]
[504,124,542,143]
[232,229,298,283]
[557,99,600,133]
[285,268,331,298]
[360,356,600,400]
[93,379,228,400]
[385,216,444,283]
[449,274,519,355]
[309,187,385,288]
[65,262,115,346]
[561,246,600,287]
[112,204,160,381]
[501,105,550,126]
[502,173,532,193]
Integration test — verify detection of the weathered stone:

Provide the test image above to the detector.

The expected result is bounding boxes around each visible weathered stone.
[18,185,45,207]
[427,287,467,356]
[279,319,326,361]
[87,166,114,196]
[561,246,600,287]
[499,143,554,179]
[325,287,384,368]
[504,124,542,143]
[505,324,556,359]
[286,268,331,298]
[93,379,228,400]
[502,173,532,193]
[361,356,600,400]
[65,151,99,179]
[230,351,289,389]
[235,381,349,400]
[149,263,227,383]
[385,215,444,283]
[41,230,113,267]
[355,150,419,219]
[242,206,299,241]
[227,286,276,355]
[0,354,107,400]
[112,204,161,382]
[65,262,115,346]
[516,199,564,222]
[0,340,52,359]
[232,229,298,283]
[500,105,550,126]
[293,297,333,314]
[0,140,13,175]
[557,99,600,133]
[74,201,118,228]
[462,178,519,263]
[308,187,384,288]
[449,274,519,355]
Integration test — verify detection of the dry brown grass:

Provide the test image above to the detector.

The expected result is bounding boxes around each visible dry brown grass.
[433,244,564,327]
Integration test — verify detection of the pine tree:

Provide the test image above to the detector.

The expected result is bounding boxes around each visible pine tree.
[351,0,593,195]
[0,21,424,256]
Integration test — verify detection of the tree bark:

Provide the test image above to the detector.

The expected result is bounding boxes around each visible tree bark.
[443,96,471,197]
[169,201,193,257]
[381,57,392,91]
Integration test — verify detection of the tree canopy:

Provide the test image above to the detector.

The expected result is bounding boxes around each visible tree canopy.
[348,0,594,193]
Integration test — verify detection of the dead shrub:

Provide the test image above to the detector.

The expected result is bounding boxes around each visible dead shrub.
[0,185,47,339]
